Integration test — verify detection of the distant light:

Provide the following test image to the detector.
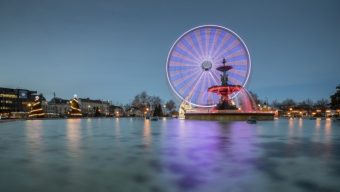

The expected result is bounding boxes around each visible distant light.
[74,94,78,98]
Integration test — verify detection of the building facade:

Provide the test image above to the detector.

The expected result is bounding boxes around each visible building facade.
[0,87,39,118]
[44,97,69,117]
[79,98,111,116]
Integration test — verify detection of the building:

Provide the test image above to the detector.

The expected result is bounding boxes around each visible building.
[125,106,144,117]
[110,105,124,117]
[44,97,69,117]
[0,87,40,118]
[79,98,111,116]
[43,96,118,117]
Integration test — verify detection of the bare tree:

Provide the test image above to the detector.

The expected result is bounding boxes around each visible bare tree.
[165,100,176,114]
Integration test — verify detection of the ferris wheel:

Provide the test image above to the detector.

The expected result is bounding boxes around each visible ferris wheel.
[166,25,251,107]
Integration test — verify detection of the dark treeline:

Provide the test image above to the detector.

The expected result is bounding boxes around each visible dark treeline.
[251,84,340,112]
[123,91,177,117]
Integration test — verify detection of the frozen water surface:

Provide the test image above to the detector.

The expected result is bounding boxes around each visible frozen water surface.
[0,118,340,192]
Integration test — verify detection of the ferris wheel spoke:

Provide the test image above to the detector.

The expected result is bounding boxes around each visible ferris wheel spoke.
[192,31,205,59]
[172,69,202,87]
[204,28,210,58]
[215,39,244,61]
[201,74,211,104]
[168,65,198,74]
[189,72,207,104]
[169,67,199,79]
[198,29,206,58]
[176,42,202,63]
[169,66,198,74]
[172,70,201,83]
[183,36,204,61]
[181,79,203,101]
[210,29,226,58]
[185,71,204,100]
[211,31,232,58]
[195,73,208,104]
[230,69,247,77]
[226,49,246,60]
[170,55,200,66]
[207,28,216,58]
[211,33,233,60]
[209,29,222,58]
[201,73,213,104]
[175,70,203,94]
[198,28,208,58]
[171,52,200,66]
[228,76,243,85]
[228,60,248,66]
[227,55,248,63]
[172,48,200,64]
[208,71,220,85]
[213,37,239,60]
[170,68,201,82]
[169,61,199,68]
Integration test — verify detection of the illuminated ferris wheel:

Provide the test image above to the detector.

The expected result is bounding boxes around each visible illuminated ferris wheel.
[166,25,251,107]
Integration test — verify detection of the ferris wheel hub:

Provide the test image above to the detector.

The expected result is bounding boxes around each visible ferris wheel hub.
[201,60,212,71]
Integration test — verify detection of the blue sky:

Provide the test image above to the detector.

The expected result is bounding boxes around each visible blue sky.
[0,0,339,104]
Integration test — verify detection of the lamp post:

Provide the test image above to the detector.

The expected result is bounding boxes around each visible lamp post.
[27,103,32,112]
[163,105,166,116]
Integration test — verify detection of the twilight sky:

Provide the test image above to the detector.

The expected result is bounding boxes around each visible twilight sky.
[0,0,339,105]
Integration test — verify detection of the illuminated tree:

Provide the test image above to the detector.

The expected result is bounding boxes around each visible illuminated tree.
[28,96,45,118]
[68,95,82,117]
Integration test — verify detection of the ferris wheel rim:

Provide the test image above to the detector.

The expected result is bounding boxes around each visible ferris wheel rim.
[166,24,252,107]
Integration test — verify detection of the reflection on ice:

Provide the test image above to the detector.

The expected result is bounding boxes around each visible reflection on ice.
[0,118,339,192]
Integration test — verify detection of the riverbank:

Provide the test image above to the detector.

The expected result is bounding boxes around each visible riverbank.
[0,119,24,123]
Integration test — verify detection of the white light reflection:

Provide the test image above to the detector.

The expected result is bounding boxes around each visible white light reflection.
[324,118,332,144]
[66,119,81,158]
[25,120,43,156]
[143,120,152,147]
[114,118,121,147]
